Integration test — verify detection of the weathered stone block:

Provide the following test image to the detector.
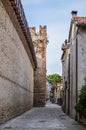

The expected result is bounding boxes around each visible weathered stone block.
[30,26,46,107]
[0,0,34,123]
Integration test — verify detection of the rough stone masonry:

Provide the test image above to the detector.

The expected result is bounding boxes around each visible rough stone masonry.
[0,0,37,123]
[30,26,47,107]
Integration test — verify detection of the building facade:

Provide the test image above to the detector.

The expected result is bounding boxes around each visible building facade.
[61,41,70,114]
[0,0,37,123]
[54,83,63,105]
[61,11,86,119]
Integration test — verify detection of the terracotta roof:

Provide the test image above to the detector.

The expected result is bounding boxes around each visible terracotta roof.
[73,16,86,24]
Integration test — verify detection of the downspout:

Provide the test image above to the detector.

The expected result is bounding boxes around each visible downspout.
[75,28,78,120]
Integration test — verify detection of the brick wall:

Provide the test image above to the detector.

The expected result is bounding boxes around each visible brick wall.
[30,26,47,106]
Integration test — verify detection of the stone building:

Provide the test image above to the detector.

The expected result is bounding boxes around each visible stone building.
[61,41,70,113]
[46,82,50,101]
[30,26,47,107]
[0,0,37,123]
[54,83,63,106]
[61,11,86,119]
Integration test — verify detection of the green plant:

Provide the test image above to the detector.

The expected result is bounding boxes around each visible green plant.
[46,37,49,45]
[35,32,39,36]
[46,74,61,85]
[75,85,86,117]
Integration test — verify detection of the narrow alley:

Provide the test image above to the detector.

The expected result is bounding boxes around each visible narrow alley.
[0,101,86,130]
[0,0,86,130]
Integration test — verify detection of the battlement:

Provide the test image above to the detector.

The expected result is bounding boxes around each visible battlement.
[39,25,46,35]
[30,26,47,38]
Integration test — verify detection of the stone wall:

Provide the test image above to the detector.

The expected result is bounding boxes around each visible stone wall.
[78,28,86,91]
[69,43,74,118]
[30,26,46,106]
[0,0,34,123]
[68,25,86,119]
[69,24,77,118]
[61,41,70,112]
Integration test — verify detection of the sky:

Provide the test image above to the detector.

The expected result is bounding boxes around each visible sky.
[21,0,86,76]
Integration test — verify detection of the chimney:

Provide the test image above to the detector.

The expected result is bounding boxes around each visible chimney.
[71,11,77,18]
[65,39,67,45]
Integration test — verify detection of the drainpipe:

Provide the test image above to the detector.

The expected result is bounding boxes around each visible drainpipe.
[75,28,78,120]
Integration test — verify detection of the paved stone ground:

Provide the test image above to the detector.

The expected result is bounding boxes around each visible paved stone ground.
[0,101,86,130]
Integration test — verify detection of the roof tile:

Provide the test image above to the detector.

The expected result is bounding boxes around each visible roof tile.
[73,16,86,24]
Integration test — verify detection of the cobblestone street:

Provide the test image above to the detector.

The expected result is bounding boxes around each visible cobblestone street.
[0,101,86,130]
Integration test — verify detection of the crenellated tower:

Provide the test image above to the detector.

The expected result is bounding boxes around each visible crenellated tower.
[30,26,47,106]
